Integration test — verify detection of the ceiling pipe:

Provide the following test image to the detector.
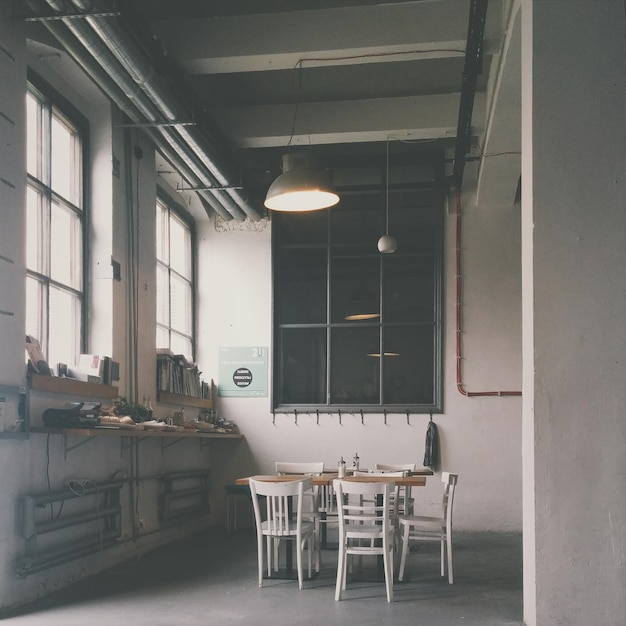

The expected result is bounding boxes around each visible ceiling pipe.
[69,0,180,121]
[66,0,259,220]
[26,3,237,220]
[34,0,261,220]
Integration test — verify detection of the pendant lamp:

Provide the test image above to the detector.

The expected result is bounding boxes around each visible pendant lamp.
[377,140,397,253]
[264,152,339,212]
[344,279,380,321]
[366,346,400,357]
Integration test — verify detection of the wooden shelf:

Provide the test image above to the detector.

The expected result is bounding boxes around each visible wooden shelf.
[29,427,242,440]
[156,391,214,409]
[29,374,119,399]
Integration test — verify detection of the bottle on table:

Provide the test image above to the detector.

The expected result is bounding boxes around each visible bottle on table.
[338,456,346,478]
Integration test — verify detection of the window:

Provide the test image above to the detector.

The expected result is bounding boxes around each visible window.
[156,196,195,359]
[26,81,85,369]
[272,156,444,413]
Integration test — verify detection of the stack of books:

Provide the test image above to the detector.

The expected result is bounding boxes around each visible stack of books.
[156,350,211,399]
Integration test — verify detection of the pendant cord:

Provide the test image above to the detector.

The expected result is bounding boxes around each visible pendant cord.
[385,138,390,235]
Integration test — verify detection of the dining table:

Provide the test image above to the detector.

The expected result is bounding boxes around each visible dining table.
[235,470,430,488]
[236,470,430,580]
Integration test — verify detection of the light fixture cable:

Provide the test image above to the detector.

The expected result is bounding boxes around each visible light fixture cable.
[377,137,397,253]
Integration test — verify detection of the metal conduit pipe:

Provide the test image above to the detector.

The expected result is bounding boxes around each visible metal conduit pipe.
[153,135,239,220]
[70,0,180,121]
[28,7,236,220]
[43,0,161,122]
[161,126,248,220]
[31,13,137,118]
[59,0,261,220]
[176,126,258,220]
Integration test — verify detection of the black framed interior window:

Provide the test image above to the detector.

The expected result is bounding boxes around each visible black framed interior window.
[272,154,444,413]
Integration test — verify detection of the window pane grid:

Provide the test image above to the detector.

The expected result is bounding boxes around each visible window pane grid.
[273,165,443,412]
[51,107,82,206]
[155,197,194,359]
[25,83,84,368]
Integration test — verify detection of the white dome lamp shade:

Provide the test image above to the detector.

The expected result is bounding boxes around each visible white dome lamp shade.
[264,152,339,212]
[377,234,397,254]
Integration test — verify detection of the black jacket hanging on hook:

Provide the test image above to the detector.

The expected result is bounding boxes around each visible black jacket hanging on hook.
[423,417,440,471]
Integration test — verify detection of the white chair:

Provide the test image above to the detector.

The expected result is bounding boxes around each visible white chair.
[398,472,459,584]
[275,461,325,475]
[275,462,324,569]
[374,463,417,515]
[333,478,395,603]
[352,470,403,555]
[249,477,316,590]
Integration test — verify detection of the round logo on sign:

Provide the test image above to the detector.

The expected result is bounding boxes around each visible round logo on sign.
[233,367,253,388]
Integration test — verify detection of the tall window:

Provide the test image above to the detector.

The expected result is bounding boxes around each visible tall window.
[156,196,194,359]
[272,156,444,413]
[26,81,85,369]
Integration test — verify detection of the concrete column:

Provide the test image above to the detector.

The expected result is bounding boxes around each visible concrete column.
[522,1,626,624]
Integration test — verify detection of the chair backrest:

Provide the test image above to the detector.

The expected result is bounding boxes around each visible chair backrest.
[249,477,313,536]
[441,472,459,526]
[354,470,405,477]
[317,482,337,514]
[375,463,416,474]
[275,461,325,475]
[333,478,394,535]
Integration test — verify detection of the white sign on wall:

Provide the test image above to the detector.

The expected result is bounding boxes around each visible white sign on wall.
[218,346,268,397]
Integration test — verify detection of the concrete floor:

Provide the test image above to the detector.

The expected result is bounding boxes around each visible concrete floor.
[1,529,523,625]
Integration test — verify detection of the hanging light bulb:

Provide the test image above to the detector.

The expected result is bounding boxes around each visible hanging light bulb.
[377,140,397,253]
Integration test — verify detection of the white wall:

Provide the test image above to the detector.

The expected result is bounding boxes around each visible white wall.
[523,2,626,624]
[198,169,523,532]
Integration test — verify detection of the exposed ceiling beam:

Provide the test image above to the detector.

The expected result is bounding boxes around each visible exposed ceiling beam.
[150,1,485,74]
[212,92,485,148]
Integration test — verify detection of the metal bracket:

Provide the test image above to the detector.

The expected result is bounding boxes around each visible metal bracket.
[64,434,94,460]
[161,437,185,451]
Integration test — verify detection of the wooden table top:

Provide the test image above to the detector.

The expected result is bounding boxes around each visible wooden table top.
[236,473,427,487]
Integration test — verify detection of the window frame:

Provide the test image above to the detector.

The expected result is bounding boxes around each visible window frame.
[271,156,445,415]
[25,71,89,369]
[155,191,197,361]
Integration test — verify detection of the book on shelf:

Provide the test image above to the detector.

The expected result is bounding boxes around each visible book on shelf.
[25,335,51,376]
[156,353,211,399]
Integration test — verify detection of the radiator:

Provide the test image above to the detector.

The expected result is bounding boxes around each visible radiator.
[16,480,125,578]
[160,470,211,524]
